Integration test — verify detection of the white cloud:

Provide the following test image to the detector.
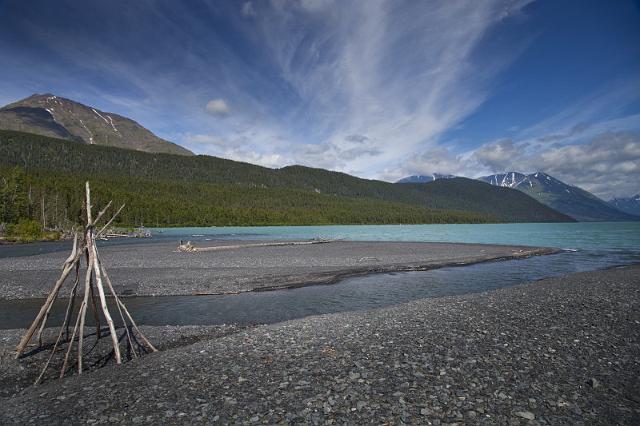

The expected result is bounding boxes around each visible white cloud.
[205,98,230,116]
[377,146,469,182]
[525,132,640,199]
[474,139,520,171]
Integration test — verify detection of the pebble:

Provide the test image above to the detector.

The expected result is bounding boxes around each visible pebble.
[515,411,536,420]
[0,265,638,425]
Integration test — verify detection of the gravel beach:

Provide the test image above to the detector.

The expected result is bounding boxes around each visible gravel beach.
[1,265,638,425]
[0,240,555,299]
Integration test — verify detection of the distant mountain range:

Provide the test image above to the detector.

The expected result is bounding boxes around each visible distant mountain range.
[396,174,455,183]
[478,172,638,222]
[0,94,192,156]
[609,194,640,216]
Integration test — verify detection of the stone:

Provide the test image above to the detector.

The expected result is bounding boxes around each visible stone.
[515,411,536,420]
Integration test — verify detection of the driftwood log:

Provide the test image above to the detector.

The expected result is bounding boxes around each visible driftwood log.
[177,239,333,253]
[15,182,156,384]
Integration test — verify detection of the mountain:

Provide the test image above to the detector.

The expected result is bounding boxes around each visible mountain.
[398,178,573,223]
[0,130,574,226]
[397,174,455,183]
[479,172,638,221]
[0,94,192,156]
[609,195,640,217]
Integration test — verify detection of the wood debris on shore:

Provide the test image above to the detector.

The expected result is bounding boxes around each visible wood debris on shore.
[14,182,156,384]
[177,238,334,253]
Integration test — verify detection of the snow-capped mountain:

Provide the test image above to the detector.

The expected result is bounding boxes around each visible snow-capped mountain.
[396,173,456,184]
[609,194,640,217]
[479,172,638,222]
[0,93,192,155]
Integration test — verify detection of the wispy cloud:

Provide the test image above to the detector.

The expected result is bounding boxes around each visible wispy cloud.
[237,0,535,175]
[2,0,638,197]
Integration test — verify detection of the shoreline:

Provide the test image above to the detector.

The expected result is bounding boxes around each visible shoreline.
[1,264,638,424]
[0,240,558,300]
[195,245,560,296]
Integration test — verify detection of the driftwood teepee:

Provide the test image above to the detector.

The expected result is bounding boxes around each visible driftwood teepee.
[15,182,156,384]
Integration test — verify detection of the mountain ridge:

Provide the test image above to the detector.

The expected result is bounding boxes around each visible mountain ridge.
[0,93,193,156]
[479,171,637,221]
[609,194,640,217]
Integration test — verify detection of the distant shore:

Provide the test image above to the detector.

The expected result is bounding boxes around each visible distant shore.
[1,264,638,424]
[0,240,558,300]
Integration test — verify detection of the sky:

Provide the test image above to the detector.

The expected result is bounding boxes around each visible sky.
[0,0,639,199]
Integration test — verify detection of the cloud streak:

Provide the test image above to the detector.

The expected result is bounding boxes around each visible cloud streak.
[1,0,638,198]
[239,0,535,176]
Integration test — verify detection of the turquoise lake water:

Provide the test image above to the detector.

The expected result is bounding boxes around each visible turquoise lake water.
[4,222,639,257]
[149,222,640,252]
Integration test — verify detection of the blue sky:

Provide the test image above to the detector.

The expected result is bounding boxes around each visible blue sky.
[0,0,639,198]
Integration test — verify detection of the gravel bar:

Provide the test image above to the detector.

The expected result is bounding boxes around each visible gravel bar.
[0,240,556,299]
[1,265,638,424]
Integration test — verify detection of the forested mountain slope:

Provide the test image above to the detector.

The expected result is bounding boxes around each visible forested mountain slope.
[0,130,573,226]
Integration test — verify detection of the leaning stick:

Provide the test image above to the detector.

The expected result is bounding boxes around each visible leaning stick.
[66,263,80,340]
[117,298,157,352]
[15,243,85,358]
[93,200,113,226]
[60,298,85,378]
[85,182,93,225]
[100,261,137,358]
[35,266,81,385]
[62,233,79,269]
[77,251,93,374]
[88,271,101,339]
[77,182,97,373]
[96,204,125,238]
[101,265,156,352]
[90,241,121,364]
[37,234,79,346]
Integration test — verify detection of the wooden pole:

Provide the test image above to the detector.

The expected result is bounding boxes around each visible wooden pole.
[101,264,157,352]
[90,240,121,364]
[96,203,125,238]
[77,182,94,374]
[15,243,85,358]
[36,233,78,346]
[77,250,93,374]
[99,260,137,358]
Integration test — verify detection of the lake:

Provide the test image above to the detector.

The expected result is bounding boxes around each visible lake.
[1,222,638,328]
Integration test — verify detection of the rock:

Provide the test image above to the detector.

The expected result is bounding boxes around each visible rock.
[588,378,600,389]
[515,411,536,420]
